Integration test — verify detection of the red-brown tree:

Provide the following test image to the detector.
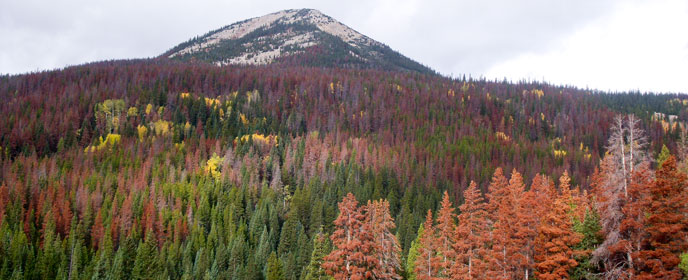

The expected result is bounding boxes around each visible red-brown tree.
[452,181,488,280]
[486,169,521,279]
[436,191,456,277]
[366,199,402,279]
[634,156,688,279]
[534,175,582,280]
[323,193,379,280]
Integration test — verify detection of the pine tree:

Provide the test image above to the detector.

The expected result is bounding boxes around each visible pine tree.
[534,190,581,279]
[487,169,522,279]
[304,230,332,280]
[622,162,653,277]
[266,252,285,280]
[515,179,540,280]
[367,199,402,279]
[634,156,688,279]
[91,210,104,249]
[593,115,649,279]
[415,210,440,280]
[131,230,162,280]
[323,193,378,280]
[530,174,554,220]
[656,144,671,168]
[435,191,455,277]
[570,207,603,280]
[452,181,488,280]
[406,224,424,280]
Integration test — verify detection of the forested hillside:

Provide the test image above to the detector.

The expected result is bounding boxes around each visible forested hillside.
[0,59,687,279]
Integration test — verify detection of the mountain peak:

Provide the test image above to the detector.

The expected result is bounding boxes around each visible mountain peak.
[164,9,433,74]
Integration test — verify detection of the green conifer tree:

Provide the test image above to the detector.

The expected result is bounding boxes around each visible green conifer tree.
[304,230,332,280]
[131,231,162,280]
[266,252,285,280]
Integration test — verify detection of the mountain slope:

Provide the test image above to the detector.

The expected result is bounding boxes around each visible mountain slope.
[163,9,434,74]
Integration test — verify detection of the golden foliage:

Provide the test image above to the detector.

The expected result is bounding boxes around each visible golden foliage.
[532,89,544,98]
[137,125,148,141]
[127,107,138,117]
[239,133,279,147]
[204,97,220,107]
[553,149,567,158]
[205,153,223,180]
[184,122,192,135]
[496,131,510,142]
[152,120,171,136]
[85,133,121,152]
[524,89,545,98]
[180,92,191,99]
[145,104,153,115]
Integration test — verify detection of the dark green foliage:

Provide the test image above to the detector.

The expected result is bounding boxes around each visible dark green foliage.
[303,230,332,280]
[571,208,604,280]
[132,232,163,280]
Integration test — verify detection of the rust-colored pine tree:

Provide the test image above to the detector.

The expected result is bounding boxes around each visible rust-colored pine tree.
[436,191,456,277]
[415,209,441,280]
[323,193,379,280]
[366,199,402,279]
[509,170,539,280]
[487,169,522,279]
[534,174,582,280]
[452,181,489,280]
[54,187,72,237]
[0,184,8,227]
[529,174,554,219]
[516,183,540,280]
[620,162,652,277]
[486,168,509,221]
[91,209,104,249]
[633,156,688,279]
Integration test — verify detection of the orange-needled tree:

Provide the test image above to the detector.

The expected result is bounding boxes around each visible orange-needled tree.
[634,156,688,279]
[436,191,456,277]
[452,181,489,280]
[534,174,582,280]
[323,193,379,280]
[367,199,402,279]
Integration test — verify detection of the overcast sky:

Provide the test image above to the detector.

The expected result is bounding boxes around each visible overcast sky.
[2,0,687,93]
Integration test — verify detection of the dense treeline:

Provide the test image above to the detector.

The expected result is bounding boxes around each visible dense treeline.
[0,59,687,279]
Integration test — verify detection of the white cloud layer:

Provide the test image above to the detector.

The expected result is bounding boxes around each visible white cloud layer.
[1,0,686,93]
[485,0,688,93]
